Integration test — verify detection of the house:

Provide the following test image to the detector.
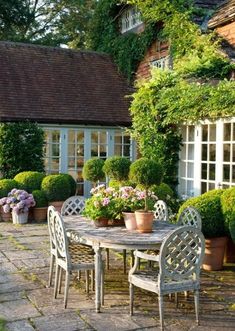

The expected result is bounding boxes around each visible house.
[118,1,235,197]
[0,41,134,196]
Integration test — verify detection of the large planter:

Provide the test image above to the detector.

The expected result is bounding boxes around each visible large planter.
[123,212,136,231]
[135,211,154,233]
[33,207,48,222]
[12,211,28,225]
[49,201,64,213]
[0,208,12,222]
[202,236,227,271]
[224,237,235,263]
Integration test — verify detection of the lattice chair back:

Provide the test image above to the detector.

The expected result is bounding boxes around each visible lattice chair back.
[159,226,205,284]
[53,210,71,266]
[47,206,57,251]
[154,200,168,221]
[61,196,86,216]
[178,206,202,230]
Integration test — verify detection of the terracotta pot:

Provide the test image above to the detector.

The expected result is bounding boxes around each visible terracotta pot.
[93,217,109,227]
[108,218,125,226]
[202,236,227,271]
[12,211,28,224]
[135,211,154,233]
[224,237,235,263]
[123,212,137,230]
[33,207,48,222]
[0,208,12,222]
[49,201,64,213]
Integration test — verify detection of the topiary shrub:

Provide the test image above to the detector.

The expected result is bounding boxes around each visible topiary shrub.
[60,173,77,196]
[103,156,131,183]
[14,171,46,193]
[221,187,235,242]
[151,183,174,201]
[41,175,71,202]
[82,158,105,184]
[32,190,48,208]
[0,179,19,198]
[129,158,163,211]
[178,189,226,238]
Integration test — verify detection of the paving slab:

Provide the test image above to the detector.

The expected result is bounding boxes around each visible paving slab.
[5,320,35,331]
[0,299,41,321]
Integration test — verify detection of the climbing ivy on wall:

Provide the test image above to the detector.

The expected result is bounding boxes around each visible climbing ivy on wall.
[88,0,157,81]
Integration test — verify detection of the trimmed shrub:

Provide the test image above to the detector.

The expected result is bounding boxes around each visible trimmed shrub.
[0,179,19,198]
[151,183,174,201]
[82,158,105,183]
[14,171,45,193]
[178,189,225,238]
[60,173,77,196]
[221,187,235,242]
[103,156,131,182]
[32,190,48,208]
[41,175,71,202]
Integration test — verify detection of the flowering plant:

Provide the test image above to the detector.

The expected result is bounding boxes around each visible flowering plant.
[0,188,36,214]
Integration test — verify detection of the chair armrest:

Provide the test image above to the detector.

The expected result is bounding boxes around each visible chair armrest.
[134,250,159,262]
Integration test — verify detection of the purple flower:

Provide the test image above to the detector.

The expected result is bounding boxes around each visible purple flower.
[102,198,110,206]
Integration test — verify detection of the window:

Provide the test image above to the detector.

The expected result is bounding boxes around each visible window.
[44,130,61,174]
[151,56,170,70]
[178,118,235,198]
[120,6,142,33]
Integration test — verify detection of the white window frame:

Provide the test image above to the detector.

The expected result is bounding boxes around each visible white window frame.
[120,6,142,34]
[151,56,170,70]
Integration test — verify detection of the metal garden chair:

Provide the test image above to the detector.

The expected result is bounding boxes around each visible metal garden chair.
[129,226,205,331]
[177,206,202,229]
[154,200,168,221]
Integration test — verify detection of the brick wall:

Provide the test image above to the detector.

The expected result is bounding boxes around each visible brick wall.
[216,21,235,47]
[136,40,169,80]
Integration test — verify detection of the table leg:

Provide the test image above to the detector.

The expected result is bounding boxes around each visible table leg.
[94,244,102,313]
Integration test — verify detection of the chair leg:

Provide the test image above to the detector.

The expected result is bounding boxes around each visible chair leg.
[58,267,63,294]
[91,269,95,291]
[131,250,134,267]
[175,292,178,308]
[130,283,134,316]
[48,253,55,288]
[54,264,60,299]
[184,290,189,298]
[101,266,104,306]
[106,248,109,270]
[85,270,89,293]
[194,290,199,325]
[64,271,70,308]
[77,270,81,280]
[123,249,126,274]
[159,294,164,331]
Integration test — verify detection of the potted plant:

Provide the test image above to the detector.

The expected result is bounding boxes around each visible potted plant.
[83,184,119,227]
[82,158,105,186]
[103,156,131,186]
[41,174,71,212]
[0,179,19,222]
[14,171,46,193]
[178,189,226,271]
[129,158,163,233]
[60,173,77,196]
[0,188,35,224]
[32,190,48,222]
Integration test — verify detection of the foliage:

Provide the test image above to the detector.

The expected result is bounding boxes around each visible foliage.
[32,190,48,208]
[221,187,235,242]
[88,0,157,80]
[0,179,19,198]
[151,183,174,201]
[60,173,77,196]
[0,122,44,179]
[82,158,105,184]
[103,156,131,183]
[109,179,136,189]
[0,317,6,331]
[41,175,71,202]
[178,189,226,238]
[0,188,35,214]
[129,158,163,211]
[0,0,96,48]
[14,171,45,193]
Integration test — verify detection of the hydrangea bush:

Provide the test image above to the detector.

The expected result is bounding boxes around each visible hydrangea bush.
[0,189,35,214]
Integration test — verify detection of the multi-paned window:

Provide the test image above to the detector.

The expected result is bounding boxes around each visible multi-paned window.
[120,6,142,34]
[151,57,170,70]
[178,118,235,197]
[44,127,135,197]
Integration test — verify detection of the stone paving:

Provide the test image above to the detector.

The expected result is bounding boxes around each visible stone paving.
[0,221,235,331]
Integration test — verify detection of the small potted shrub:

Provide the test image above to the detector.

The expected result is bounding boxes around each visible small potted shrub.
[41,174,71,212]
[60,173,77,196]
[82,158,105,186]
[103,156,131,186]
[32,190,48,222]
[178,189,226,270]
[0,179,19,221]
[14,171,46,193]
[129,158,163,233]
[221,187,235,263]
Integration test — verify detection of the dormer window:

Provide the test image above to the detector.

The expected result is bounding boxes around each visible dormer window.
[120,6,142,34]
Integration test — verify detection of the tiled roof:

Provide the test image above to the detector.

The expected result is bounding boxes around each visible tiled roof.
[208,0,235,28]
[0,42,132,126]
[193,0,226,26]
